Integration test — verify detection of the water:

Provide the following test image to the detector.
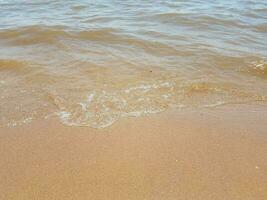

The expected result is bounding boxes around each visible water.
[0,0,267,128]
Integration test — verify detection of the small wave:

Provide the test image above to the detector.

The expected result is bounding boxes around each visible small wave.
[0,25,70,45]
[0,26,126,46]
[196,15,247,29]
[245,60,267,78]
[1,78,267,129]
[0,59,28,70]
[45,78,267,128]
[71,5,87,11]
[0,26,121,51]
[251,60,267,72]
[0,59,47,81]
[254,23,267,33]
[77,28,121,41]
[0,59,38,76]
[50,80,176,128]
[141,12,195,26]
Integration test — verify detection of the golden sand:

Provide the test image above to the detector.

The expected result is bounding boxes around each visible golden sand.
[0,104,267,200]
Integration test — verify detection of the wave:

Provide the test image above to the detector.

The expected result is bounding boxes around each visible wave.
[0,25,69,45]
[0,59,36,76]
[2,77,267,129]
[0,25,179,57]
[49,79,267,128]
[0,59,28,70]
[1,56,267,129]
[247,60,267,78]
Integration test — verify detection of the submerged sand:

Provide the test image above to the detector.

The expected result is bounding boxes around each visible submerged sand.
[0,104,267,200]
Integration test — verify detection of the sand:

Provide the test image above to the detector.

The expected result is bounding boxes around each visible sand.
[0,104,267,200]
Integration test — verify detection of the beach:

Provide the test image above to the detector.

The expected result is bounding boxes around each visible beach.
[1,1,267,199]
[1,104,266,200]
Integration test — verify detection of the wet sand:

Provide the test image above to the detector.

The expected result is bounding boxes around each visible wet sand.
[0,104,267,200]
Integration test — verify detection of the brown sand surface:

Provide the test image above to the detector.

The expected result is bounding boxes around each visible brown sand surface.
[0,104,267,200]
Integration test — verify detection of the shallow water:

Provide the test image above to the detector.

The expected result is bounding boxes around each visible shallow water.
[0,0,267,128]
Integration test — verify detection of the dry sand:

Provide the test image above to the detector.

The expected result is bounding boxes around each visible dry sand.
[0,104,267,200]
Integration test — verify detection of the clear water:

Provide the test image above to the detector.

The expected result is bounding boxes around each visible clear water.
[0,0,267,128]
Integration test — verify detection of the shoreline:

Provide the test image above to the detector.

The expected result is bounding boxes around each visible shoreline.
[0,104,267,199]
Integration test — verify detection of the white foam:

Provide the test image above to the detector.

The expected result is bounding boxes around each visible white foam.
[57,111,71,121]
[78,92,95,111]
[124,82,173,94]
[204,101,225,108]
[6,117,33,127]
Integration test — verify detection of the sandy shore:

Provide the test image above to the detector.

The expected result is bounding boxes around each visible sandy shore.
[0,104,267,200]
